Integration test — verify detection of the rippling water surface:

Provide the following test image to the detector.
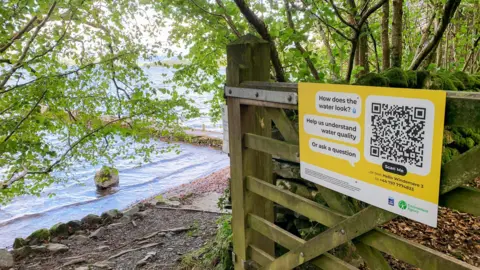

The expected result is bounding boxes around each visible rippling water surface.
[0,66,228,248]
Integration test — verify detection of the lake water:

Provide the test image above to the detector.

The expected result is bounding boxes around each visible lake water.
[0,66,229,248]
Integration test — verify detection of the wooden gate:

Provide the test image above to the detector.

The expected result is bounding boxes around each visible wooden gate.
[225,35,480,270]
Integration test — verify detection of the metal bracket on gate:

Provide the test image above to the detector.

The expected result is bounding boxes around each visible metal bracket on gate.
[225,86,298,105]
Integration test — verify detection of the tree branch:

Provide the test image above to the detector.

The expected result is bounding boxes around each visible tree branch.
[0,16,38,54]
[284,0,320,80]
[328,0,357,30]
[1,89,48,145]
[0,2,57,89]
[234,0,287,82]
[409,0,461,70]
[358,0,388,28]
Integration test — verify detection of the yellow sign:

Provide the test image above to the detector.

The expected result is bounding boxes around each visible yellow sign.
[299,83,446,227]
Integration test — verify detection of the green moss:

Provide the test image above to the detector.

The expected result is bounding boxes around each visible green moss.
[354,73,389,87]
[416,71,431,89]
[406,70,418,88]
[382,68,408,88]
[97,166,119,183]
[13,238,27,249]
[452,71,475,90]
[442,147,460,164]
[28,228,50,243]
[429,73,457,91]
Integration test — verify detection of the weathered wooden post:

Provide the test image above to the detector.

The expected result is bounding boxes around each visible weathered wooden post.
[226,34,274,269]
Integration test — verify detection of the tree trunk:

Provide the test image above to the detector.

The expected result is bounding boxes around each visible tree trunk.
[413,13,436,60]
[391,0,403,68]
[233,0,286,82]
[318,24,338,79]
[358,26,370,75]
[409,0,461,70]
[381,0,390,70]
[462,36,480,71]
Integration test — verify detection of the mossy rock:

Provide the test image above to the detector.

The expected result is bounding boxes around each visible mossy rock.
[452,71,475,90]
[354,73,389,87]
[382,68,408,88]
[416,71,431,89]
[405,71,417,88]
[94,166,119,189]
[27,228,50,245]
[429,74,457,91]
[13,238,27,249]
[442,147,460,164]
[50,222,69,238]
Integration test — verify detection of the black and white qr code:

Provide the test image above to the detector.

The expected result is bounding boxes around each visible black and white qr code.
[369,103,426,167]
[364,96,434,176]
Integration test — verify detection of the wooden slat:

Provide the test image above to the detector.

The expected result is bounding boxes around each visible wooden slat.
[248,245,275,266]
[239,98,297,109]
[244,133,299,163]
[354,242,392,270]
[440,186,480,216]
[247,176,347,227]
[357,229,476,270]
[260,206,396,269]
[248,176,475,270]
[248,214,359,270]
[266,108,299,144]
[227,97,247,268]
[440,145,480,194]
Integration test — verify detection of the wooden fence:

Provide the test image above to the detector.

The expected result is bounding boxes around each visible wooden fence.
[225,34,480,270]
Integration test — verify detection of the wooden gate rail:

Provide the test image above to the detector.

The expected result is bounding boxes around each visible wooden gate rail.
[226,35,480,270]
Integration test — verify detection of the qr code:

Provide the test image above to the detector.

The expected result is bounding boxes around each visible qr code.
[364,96,434,176]
[369,104,426,167]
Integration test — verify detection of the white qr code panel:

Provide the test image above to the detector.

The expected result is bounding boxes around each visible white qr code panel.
[364,96,435,176]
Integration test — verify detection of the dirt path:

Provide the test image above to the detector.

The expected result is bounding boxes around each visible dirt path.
[11,168,231,270]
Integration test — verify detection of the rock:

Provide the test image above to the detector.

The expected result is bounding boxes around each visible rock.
[81,214,102,227]
[67,220,82,234]
[133,209,151,220]
[27,228,50,245]
[30,245,48,253]
[74,230,87,235]
[107,223,123,230]
[92,261,114,269]
[137,203,146,212]
[13,237,27,249]
[118,216,131,224]
[46,243,69,254]
[0,249,13,269]
[69,235,89,243]
[89,227,106,239]
[101,209,123,220]
[273,160,300,179]
[50,222,69,238]
[123,206,140,217]
[168,196,180,201]
[136,251,156,267]
[12,246,31,260]
[74,267,89,270]
[95,245,110,252]
[94,166,119,189]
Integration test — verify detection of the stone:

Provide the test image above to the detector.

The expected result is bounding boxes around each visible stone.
[12,246,31,260]
[13,237,27,249]
[30,245,48,253]
[69,235,89,243]
[74,230,87,235]
[0,249,13,269]
[107,223,123,230]
[94,166,119,190]
[46,243,69,254]
[81,214,102,227]
[137,203,146,212]
[50,222,69,238]
[95,245,110,252]
[123,206,140,217]
[74,267,89,270]
[89,227,106,239]
[118,216,131,224]
[273,160,300,179]
[92,261,114,269]
[133,209,151,220]
[136,251,156,267]
[67,220,82,234]
[27,228,50,245]
[101,209,123,220]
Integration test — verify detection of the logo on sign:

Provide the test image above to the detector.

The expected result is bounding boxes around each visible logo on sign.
[399,200,407,210]
[388,197,395,206]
